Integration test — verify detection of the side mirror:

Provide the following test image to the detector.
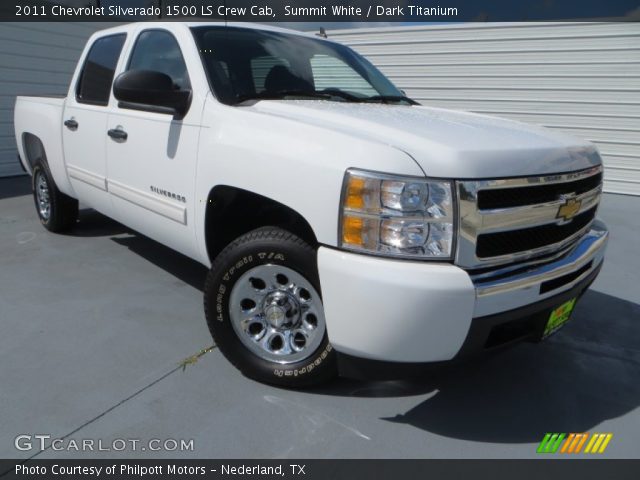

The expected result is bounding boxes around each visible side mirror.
[113,70,191,118]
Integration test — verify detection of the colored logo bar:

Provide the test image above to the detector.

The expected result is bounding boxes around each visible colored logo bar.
[537,433,612,454]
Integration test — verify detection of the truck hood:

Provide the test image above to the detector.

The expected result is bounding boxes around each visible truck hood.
[249,100,601,178]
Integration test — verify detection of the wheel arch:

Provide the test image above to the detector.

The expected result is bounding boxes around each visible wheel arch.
[204,185,319,264]
[21,132,75,200]
[22,132,47,172]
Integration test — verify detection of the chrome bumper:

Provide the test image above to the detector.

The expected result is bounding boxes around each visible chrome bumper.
[471,220,608,317]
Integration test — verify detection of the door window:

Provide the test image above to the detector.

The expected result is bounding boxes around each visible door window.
[127,30,190,90]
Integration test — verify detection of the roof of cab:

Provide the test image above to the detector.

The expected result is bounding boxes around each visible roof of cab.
[92,21,328,41]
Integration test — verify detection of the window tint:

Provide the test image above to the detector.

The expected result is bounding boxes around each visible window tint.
[76,34,126,105]
[128,30,190,90]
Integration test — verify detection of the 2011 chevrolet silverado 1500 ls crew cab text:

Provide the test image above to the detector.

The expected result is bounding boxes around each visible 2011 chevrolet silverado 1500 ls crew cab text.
[14,22,608,387]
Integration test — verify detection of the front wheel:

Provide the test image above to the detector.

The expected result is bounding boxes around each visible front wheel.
[203,227,337,387]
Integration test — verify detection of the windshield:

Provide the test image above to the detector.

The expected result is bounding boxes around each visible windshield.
[190,26,412,105]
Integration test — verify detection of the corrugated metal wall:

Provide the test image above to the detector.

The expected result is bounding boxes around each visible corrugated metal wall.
[0,22,114,177]
[330,22,640,196]
[2,22,638,195]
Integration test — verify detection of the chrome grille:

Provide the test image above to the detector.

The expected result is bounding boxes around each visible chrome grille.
[476,205,597,258]
[477,172,602,210]
[456,166,603,269]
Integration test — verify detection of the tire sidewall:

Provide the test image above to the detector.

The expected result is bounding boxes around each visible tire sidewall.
[205,231,336,386]
[32,163,54,228]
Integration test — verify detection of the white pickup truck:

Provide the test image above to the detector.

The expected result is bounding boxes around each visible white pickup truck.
[14,22,608,387]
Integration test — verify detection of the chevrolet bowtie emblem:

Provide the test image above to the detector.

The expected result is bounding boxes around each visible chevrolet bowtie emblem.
[557,197,582,221]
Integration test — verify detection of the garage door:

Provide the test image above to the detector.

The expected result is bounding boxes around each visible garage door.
[0,22,115,177]
[331,22,640,196]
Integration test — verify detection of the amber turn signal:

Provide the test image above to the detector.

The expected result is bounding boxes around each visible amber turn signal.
[342,215,364,246]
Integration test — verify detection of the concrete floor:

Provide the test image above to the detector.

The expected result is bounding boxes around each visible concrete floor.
[0,175,638,461]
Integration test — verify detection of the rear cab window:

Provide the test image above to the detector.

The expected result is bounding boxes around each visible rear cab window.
[76,34,126,106]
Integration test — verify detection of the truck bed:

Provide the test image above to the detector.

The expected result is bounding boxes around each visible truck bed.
[14,95,66,177]
[16,95,66,106]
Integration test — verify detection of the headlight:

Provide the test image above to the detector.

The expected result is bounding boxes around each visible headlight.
[339,169,455,259]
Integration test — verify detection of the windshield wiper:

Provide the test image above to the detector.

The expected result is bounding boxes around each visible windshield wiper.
[317,88,363,102]
[363,95,418,105]
[235,90,418,105]
[236,90,333,103]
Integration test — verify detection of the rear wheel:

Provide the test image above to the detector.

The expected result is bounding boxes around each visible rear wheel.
[32,162,78,232]
[204,227,337,387]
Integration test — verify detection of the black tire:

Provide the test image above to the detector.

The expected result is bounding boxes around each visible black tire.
[32,161,79,233]
[204,227,337,387]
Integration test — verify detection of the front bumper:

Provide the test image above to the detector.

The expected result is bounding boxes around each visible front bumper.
[317,220,608,368]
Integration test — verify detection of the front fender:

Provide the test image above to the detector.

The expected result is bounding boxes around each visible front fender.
[193,98,424,265]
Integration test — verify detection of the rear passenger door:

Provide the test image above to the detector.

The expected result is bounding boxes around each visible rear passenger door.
[62,34,126,216]
[106,29,201,259]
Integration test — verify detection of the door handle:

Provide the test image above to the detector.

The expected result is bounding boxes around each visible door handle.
[107,128,128,141]
[64,119,78,130]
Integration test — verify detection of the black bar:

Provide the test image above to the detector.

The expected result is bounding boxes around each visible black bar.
[3,0,640,22]
[1,459,639,480]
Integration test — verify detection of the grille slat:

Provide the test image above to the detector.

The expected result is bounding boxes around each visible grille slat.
[476,206,597,258]
[477,172,602,210]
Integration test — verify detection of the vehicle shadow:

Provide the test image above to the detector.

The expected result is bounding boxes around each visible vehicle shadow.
[110,233,208,292]
[59,208,206,290]
[0,175,31,200]
[316,289,640,443]
[64,208,132,237]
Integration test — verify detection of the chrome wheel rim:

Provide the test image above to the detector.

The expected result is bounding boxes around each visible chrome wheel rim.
[35,171,51,220]
[229,264,326,364]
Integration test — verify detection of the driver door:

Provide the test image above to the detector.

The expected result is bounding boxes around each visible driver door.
[106,29,200,259]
